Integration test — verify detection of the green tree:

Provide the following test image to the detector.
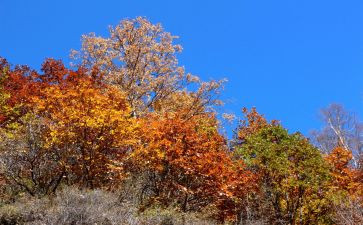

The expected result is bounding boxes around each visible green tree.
[234,124,333,224]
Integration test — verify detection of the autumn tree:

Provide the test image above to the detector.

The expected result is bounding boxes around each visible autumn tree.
[325,147,359,194]
[71,17,224,117]
[0,57,40,128]
[131,112,225,209]
[325,146,363,224]
[128,111,254,222]
[234,108,333,224]
[31,62,139,189]
[0,58,140,195]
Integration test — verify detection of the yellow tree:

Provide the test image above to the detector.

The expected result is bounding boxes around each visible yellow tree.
[32,65,139,189]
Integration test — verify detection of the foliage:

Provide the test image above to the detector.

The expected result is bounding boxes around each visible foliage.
[0,57,39,128]
[234,107,278,143]
[72,17,225,117]
[325,147,360,195]
[130,111,254,221]
[234,109,333,224]
[32,75,139,189]
[0,59,139,194]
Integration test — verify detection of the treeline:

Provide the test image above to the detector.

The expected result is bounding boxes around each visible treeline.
[0,17,362,225]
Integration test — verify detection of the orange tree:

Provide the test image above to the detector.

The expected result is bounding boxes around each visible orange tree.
[325,146,361,196]
[325,146,363,223]
[130,111,255,221]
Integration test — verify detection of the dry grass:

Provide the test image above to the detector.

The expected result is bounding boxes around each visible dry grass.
[0,186,218,225]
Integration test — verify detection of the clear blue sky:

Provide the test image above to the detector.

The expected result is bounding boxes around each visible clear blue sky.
[1,0,362,136]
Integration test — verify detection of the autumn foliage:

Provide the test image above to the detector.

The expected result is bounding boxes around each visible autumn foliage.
[130,112,256,221]
[0,17,363,225]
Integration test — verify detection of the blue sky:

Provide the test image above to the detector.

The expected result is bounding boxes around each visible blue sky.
[1,0,362,136]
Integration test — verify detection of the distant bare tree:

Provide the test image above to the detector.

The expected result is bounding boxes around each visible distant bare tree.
[311,103,363,167]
